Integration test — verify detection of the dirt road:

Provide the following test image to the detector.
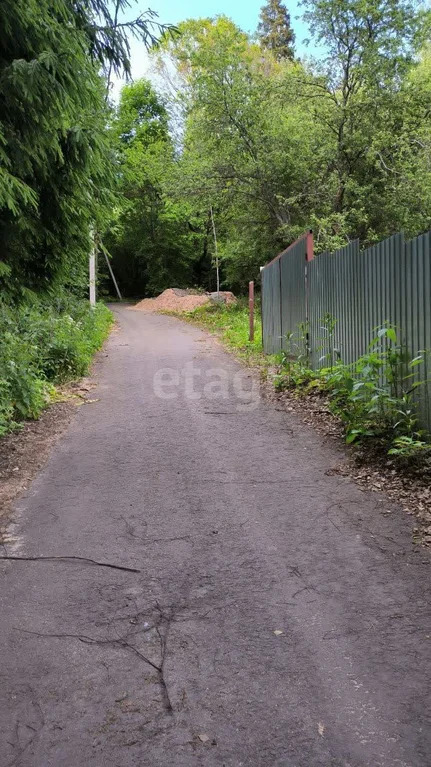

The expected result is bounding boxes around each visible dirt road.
[0,306,430,766]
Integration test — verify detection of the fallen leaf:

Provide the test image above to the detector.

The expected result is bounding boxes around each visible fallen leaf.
[273,629,284,636]
[318,722,325,736]
[197,733,210,743]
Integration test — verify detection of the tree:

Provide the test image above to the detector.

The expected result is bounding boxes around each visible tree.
[152,8,431,280]
[300,0,429,240]
[258,0,295,61]
[107,9,431,294]
[0,0,172,298]
[114,79,169,146]
[153,18,331,285]
[105,79,205,296]
[367,45,431,238]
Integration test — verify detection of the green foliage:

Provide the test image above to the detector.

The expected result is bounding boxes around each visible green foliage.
[1,0,106,296]
[114,79,169,146]
[0,1,172,435]
[276,323,431,457]
[153,17,322,289]
[299,0,430,241]
[258,0,296,60]
[143,4,431,290]
[388,435,431,461]
[180,301,263,363]
[104,79,208,297]
[0,326,51,430]
[0,0,172,299]
[331,326,428,445]
[0,299,112,435]
[274,364,316,390]
[317,314,340,369]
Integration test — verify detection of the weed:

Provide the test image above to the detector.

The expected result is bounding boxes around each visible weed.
[0,298,112,434]
[174,304,431,464]
[181,301,264,365]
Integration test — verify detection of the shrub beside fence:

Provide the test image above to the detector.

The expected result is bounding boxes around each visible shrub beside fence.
[261,230,431,429]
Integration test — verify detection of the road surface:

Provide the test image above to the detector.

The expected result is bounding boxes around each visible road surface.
[0,305,430,766]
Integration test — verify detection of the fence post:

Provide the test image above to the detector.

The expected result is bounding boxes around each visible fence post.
[306,229,314,264]
[249,280,254,342]
[305,230,314,359]
[259,267,264,348]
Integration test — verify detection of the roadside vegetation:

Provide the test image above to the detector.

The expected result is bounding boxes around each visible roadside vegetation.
[0,1,170,435]
[2,0,431,448]
[0,299,112,435]
[183,302,264,364]
[105,0,431,296]
[181,303,431,475]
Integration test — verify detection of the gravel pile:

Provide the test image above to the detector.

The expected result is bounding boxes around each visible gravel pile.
[131,288,235,313]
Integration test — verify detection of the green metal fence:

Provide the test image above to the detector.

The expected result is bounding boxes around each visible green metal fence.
[261,232,312,354]
[261,230,431,428]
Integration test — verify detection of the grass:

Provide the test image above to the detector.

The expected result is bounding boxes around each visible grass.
[174,299,431,544]
[177,301,268,367]
[0,298,113,435]
[176,301,431,467]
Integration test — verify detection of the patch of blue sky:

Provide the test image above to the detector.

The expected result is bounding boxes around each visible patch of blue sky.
[109,0,320,100]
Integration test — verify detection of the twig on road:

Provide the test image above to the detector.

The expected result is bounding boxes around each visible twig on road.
[15,604,175,715]
[16,627,162,672]
[154,601,174,713]
[0,555,140,573]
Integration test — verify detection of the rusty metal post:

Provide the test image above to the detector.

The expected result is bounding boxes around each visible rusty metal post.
[249,280,254,342]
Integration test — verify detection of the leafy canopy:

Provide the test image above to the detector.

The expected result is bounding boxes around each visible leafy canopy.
[0,0,173,298]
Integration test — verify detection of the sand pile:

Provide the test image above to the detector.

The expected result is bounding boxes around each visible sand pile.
[132,288,236,313]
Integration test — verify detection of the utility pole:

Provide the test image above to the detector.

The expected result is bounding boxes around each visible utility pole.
[89,238,96,307]
[90,233,123,304]
[210,206,220,297]
[249,280,255,342]
[103,249,122,300]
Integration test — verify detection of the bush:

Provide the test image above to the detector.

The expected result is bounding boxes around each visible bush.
[275,324,431,459]
[182,304,431,466]
[0,298,112,435]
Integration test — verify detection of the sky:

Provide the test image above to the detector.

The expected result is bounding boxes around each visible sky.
[136,0,308,38]
[111,0,312,98]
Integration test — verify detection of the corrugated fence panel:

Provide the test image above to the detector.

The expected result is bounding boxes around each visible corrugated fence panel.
[359,238,386,349]
[280,239,307,353]
[262,259,281,354]
[262,235,308,354]
[353,241,364,361]
[309,251,333,367]
[331,241,361,365]
[404,232,431,431]
[262,229,431,428]
[309,236,404,368]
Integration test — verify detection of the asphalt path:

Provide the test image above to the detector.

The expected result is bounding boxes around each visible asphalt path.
[0,305,430,766]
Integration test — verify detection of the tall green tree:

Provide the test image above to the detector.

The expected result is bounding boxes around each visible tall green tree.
[367,45,431,238]
[154,17,332,285]
[258,0,295,61]
[153,8,431,283]
[300,0,429,240]
[106,79,206,296]
[0,0,171,298]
